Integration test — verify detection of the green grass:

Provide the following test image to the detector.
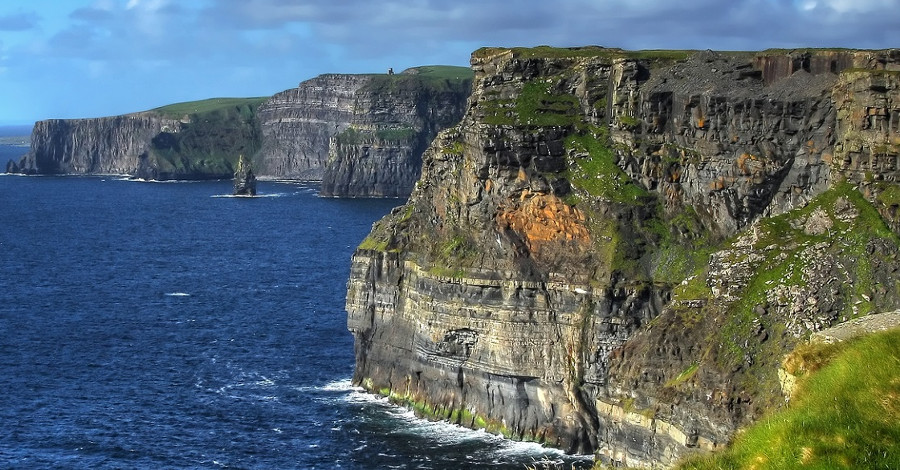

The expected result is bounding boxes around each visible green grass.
[425,232,480,278]
[875,183,900,207]
[481,79,582,126]
[702,182,899,408]
[140,97,268,177]
[361,65,472,95]
[677,329,900,470]
[565,128,649,204]
[151,97,268,118]
[376,127,417,142]
[665,362,700,388]
[335,127,418,145]
[405,65,473,81]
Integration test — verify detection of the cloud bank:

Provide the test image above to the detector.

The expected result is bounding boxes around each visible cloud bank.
[0,0,897,124]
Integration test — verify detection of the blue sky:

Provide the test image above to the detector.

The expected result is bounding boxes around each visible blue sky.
[0,0,898,125]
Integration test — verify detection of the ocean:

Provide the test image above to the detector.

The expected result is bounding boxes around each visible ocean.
[0,167,590,468]
[0,126,30,167]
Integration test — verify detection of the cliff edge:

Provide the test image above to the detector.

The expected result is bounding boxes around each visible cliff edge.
[345,46,900,466]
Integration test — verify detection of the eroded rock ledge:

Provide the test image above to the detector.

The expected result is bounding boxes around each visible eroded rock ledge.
[346,47,900,468]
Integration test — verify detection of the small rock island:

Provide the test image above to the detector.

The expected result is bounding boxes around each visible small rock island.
[232,155,257,196]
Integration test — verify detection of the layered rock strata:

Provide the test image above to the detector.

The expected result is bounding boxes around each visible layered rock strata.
[346,47,900,467]
[7,115,180,175]
[258,67,472,196]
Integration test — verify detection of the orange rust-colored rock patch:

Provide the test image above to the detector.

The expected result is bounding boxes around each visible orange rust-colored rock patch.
[496,193,590,253]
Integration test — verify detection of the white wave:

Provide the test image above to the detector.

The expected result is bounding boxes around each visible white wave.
[254,377,275,387]
[320,378,361,392]
[340,386,593,463]
[293,378,362,394]
[210,193,290,198]
[122,177,214,183]
[165,292,191,297]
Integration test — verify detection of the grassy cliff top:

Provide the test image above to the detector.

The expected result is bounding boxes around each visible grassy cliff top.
[678,327,900,470]
[151,97,269,118]
[359,65,474,95]
[472,45,698,62]
[400,65,473,80]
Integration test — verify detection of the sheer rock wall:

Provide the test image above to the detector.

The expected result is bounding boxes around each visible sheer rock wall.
[346,47,900,467]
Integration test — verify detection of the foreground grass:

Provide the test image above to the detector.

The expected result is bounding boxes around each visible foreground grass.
[678,329,900,470]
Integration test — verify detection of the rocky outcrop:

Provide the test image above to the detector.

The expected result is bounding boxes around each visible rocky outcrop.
[257,66,472,196]
[345,47,900,467]
[233,155,257,196]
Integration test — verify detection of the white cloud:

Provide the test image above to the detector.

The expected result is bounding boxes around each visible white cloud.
[821,0,898,12]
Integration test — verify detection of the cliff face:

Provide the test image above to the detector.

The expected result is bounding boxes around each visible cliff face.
[257,66,472,196]
[345,47,900,466]
[7,115,179,175]
[254,74,367,180]
[8,98,265,180]
[8,68,471,193]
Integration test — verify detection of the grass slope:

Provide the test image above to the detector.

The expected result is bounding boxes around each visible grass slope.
[677,329,900,470]
[143,97,268,178]
[151,97,268,118]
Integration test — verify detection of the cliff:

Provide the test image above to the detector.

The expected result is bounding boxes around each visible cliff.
[257,66,472,196]
[7,98,266,180]
[345,46,900,466]
[7,67,471,195]
[7,114,180,175]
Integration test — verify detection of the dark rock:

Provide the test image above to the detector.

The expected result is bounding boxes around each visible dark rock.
[233,155,257,196]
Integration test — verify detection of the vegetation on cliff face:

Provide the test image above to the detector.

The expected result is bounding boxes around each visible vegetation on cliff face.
[677,329,900,470]
[138,97,266,179]
[653,182,900,422]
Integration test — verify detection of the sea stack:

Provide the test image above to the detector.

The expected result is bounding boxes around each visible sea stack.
[233,155,257,196]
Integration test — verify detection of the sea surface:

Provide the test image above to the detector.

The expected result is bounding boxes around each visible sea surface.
[0,126,30,166]
[0,170,590,468]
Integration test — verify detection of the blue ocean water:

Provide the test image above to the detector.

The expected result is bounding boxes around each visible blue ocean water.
[0,126,29,165]
[0,173,590,469]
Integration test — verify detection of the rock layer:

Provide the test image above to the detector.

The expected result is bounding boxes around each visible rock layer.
[346,47,900,467]
[257,67,472,196]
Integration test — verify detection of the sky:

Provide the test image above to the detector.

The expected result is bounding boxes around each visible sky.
[0,0,898,125]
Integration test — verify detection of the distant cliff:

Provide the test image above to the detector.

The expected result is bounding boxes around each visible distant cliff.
[6,98,265,180]
[345,47,900,467]
[257,66,472,196]
[6,66,472,196]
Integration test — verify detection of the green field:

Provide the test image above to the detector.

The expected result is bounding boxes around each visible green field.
[151,97,269,119]
[677,329,900,470]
